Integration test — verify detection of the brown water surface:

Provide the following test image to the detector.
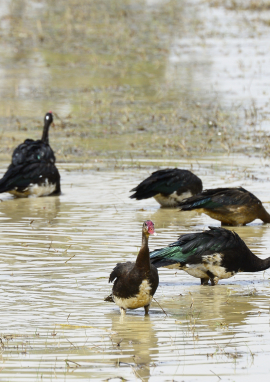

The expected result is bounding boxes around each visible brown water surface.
[0,157,270,381]
[1,0,270,380]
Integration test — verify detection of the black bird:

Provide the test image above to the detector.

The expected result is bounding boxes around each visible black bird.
[105,220,159,315]
[178,187,270,226]
[0,112,60,197]
[150,226,270,285]
[130,168,203,207]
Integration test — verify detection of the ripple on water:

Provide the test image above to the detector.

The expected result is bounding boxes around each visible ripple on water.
[0,160,270,380]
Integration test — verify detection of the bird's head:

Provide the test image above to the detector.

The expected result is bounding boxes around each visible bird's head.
[143,220,156,237]
[44,111,53,125]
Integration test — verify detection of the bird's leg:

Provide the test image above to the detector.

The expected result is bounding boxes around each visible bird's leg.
[221,222,230,226]
[120,307,126,316]
[210,277,219,286]
[144,305,150,315]
[201,278,209,285]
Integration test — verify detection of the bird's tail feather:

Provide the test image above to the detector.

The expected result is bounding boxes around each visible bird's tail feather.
[104,294,114,303]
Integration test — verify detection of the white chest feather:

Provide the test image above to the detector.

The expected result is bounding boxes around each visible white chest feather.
[9,179,56,198]
[154,191,192,207]
[113,279,152,310]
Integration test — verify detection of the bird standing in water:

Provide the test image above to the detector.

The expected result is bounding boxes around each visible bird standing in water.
[0,112,60,197]
[178,187,270,226]
[150,226,270,285]
[105,220,159,315]
[130,168,203,207]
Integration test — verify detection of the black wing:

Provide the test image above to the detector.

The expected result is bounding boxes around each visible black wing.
[104,262,134,302]
[108,262,134,283]
[0,139,59,193]
[130,169,202,200]
[150,226,247,267]
[12,139,56,166]
[0,162,60,193]
[178,187,258,211]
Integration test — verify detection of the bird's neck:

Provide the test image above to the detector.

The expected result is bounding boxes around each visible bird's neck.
[258,257,270,271]
[41,122,51,144]
[244,252,270,272]
[258,206,270,223]
[136,232,150,270]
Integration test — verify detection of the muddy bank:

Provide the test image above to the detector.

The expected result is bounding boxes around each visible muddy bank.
[0,0,269,162]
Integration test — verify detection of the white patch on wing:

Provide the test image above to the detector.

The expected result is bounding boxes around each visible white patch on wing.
[202,253,223,265]
[29,182,56,197]
[154,191,192,207]
[113,279,152,310]
[183,265,209,279]
[9,181,56,198]
[182,253,235,280]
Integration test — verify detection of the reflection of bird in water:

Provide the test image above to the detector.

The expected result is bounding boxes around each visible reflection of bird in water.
[105,221,159,316]
[130,168,203,207]
[109,313,158,382]
[138,205,197,232]
[151,226,270,285]
[0,195,60,224]
[178,187,270,226]
[0,112,60,198]
[160,285,258,331]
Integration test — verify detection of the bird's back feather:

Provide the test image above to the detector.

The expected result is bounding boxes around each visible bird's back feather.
[130,169,202,200]
[150,226,246,268]
[178,187,258,211]
[0,139,59,194]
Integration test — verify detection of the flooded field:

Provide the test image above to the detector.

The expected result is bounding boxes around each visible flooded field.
[0,157,270,381]
[1,0,270,380]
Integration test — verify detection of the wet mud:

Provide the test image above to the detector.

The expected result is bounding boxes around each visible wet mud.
[0,0,270,162]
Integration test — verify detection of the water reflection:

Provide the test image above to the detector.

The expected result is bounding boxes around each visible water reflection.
[0,195,60,224]
[141,206,198,231]
[164,285,257,329]
[109,314,159,381]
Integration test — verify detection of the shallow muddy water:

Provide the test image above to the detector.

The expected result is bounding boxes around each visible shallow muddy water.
[1,0,270,380]
[0,156,270,381]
